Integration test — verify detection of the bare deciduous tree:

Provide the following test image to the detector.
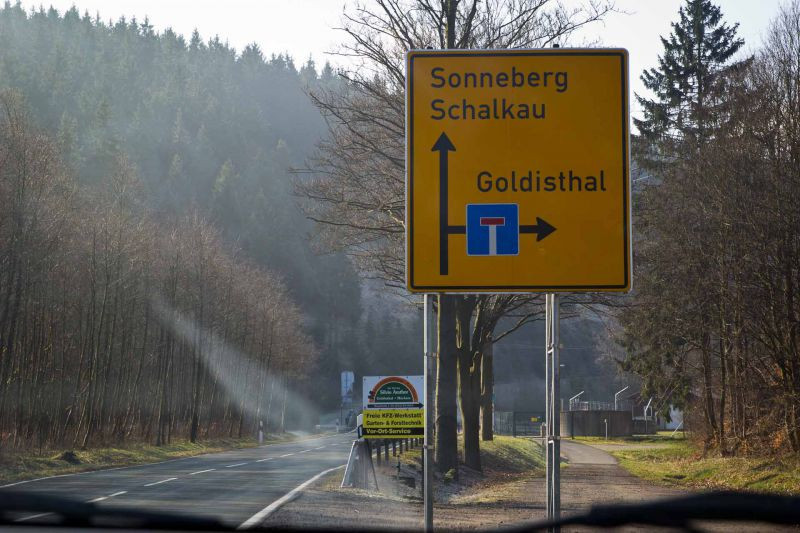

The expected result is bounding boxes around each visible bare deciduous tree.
[298,0,614,472]
[0,91,317,451]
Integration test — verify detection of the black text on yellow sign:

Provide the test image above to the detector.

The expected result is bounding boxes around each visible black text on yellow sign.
[405,49,631,293]
[362,409,424,438]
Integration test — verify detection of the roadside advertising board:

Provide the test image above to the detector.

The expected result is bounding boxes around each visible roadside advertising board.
[362,409,424,438]
[362,375,424,438]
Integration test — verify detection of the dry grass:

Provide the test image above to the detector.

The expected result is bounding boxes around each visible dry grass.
[613,440,800,495]
[389,435,544,475]
[479,436,546,474]
[354,436,545,506]
[573,431,686,446]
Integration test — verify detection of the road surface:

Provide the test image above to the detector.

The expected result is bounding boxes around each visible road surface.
[1,432,353,528]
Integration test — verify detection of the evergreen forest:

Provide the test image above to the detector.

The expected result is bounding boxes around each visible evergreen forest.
[0,2,421,449]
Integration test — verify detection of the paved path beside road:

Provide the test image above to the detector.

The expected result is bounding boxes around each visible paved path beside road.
[551,439,682,512]
[550,439,794,532]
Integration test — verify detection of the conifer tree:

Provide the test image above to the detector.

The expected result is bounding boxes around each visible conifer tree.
[635,0,743,151]
[622,0,745,451]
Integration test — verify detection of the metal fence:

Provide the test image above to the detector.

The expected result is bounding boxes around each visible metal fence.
[568,399,635,412]
[568,400,613,411]
[494,411,545,437]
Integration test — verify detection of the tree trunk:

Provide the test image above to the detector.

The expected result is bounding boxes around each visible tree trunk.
[458,352,481,471]
[280,377,288,433]
[456,297,481,471]
[481,339,494,441]
[435,294,458,474]
[701,336,717,451]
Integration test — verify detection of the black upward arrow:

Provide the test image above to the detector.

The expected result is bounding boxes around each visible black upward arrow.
[520,217,557,241]
[432,132,556,276]
[432,132,456,275]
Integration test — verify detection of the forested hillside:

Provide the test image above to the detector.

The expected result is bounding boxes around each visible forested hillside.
[0,2,335,302]
[0,2,421,449]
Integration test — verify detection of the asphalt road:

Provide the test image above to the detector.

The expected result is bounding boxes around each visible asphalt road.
[1,432,354,528]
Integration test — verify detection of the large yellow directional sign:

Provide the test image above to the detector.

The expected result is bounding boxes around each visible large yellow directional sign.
[405,49,631,292]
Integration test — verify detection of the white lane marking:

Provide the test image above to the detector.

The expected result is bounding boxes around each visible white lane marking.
[0,433,341,489]
[225,462,249,468]
[87,490,127,503]
[144,477,177,487]
[15,512,51,522]
[313,446,325,450]
[237,464,346,530]
[298,449,311,454]
[255,458,273,463]
[189,468,215,475]
[279,453,294,458]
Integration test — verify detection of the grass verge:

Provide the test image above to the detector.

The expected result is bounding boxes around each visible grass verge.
[376,436,545,504]
[479,435,546,474]
[573,431,686,446]
[612,440,800,495]
[393,435,545,476]
[0,433,302,486]
[453,436,545,504]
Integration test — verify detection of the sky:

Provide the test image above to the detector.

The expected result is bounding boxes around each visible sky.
[20,0,785,118]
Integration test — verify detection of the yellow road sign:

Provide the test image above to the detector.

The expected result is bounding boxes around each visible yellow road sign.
[362,409,424,438]
[405,49,631,292]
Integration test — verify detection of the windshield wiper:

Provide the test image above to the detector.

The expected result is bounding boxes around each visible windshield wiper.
[517,491,800,531]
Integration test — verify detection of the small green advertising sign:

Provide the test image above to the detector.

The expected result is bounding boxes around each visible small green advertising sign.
[373,382,413,403]
[363,375,424,410]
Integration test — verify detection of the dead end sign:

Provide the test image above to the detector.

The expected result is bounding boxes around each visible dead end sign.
[405,49,631,293]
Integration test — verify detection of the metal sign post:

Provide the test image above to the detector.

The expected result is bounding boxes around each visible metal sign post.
[423,294,435,532]
[545,293,560,531]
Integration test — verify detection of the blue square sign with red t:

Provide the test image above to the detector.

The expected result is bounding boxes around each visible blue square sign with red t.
[466,204,519,256]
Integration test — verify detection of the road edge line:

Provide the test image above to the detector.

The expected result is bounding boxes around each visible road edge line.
[237,464,345,530]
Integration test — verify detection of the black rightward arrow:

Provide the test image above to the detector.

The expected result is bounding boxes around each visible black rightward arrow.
[520,217,557,241]
[432,132,456,275]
